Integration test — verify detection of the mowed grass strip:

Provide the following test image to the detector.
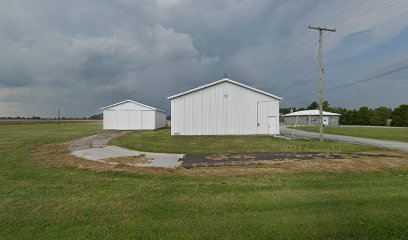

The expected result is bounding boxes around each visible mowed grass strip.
[115,128,378,154]
[294,126,408,142]
[1,123,407,239]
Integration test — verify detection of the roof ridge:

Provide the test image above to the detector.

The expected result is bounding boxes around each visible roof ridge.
[168,78,282,100]
[101,99,166,112]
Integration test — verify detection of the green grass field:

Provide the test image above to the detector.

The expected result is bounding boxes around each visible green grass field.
[115,128,378,154]
[1,123,408,239]
[294,126,408,142]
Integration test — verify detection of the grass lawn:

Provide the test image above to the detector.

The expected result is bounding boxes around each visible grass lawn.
[115,128,379,154]
[293,126,408,142]
[1,123,408,239]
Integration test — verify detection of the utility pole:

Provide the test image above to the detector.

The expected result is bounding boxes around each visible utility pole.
[308,25,335,142]
[58,108,61,125]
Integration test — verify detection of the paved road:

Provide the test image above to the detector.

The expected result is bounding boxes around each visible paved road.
[280,127,408,152]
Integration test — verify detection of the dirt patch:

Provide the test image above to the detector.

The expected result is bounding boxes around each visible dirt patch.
[206,154,256,161]
[32,141,408,176]
[181,152,404,168]
[178,152,408,176]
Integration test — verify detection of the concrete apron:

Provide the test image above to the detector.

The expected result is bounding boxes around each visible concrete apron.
[69,132,184,169]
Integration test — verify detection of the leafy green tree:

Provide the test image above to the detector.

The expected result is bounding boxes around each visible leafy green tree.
[322,101,330,111]
[369,107,392,126]
[392,104,408,127]
[90,113,103,120]
[280,108,293,114]
[306,102,319,110]
[356,106,371,125]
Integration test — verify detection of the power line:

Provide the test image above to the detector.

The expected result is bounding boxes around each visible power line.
[310,0,372,25]
[263,32,317,90]
[313,0,401,27]
[277,71,315,95]
[273,33,314,72]
[326,0,405,30]
[283,62,408,101]
[276,40,320,94]
[273,0,405,104]
[327,63,408,91]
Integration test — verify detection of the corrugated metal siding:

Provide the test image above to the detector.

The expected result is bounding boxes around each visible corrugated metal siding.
[154,111,167,129]
[103,101,166,130]
[284,115,340,127]
[103,110,116,130]
[170,82,279,135]
[141,111,154,129]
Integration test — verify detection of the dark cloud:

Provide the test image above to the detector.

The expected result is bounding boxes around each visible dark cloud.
[0,0,407,117]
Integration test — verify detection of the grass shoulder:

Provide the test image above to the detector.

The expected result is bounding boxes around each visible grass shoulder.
[1,123,408,239]
[291,126,408,142]
[114,127,379,154]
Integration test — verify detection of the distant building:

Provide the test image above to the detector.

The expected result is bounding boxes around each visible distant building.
[283,110,341,127]
[168,78,282,135]
[101,100,166,130]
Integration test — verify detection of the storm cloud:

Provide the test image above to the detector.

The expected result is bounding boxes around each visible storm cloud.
[0,0,407,117]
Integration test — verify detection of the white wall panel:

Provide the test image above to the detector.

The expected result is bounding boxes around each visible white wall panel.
[103,110,116,130]
[170,81,280,135]
[129,111,142,130]
[116,110,130,130]
[141,111,155,129]
[103,101,165,130]
[155,111,167,129]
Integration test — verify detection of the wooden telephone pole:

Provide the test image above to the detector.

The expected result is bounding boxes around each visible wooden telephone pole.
[308,25,335,142]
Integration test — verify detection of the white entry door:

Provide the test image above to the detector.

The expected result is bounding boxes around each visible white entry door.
[268,116,278,135]
[323,116,329,126]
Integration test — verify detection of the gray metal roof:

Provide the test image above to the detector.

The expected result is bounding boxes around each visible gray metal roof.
[284,110,341,117]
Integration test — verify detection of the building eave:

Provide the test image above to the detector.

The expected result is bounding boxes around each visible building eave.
[167,78,282,101]
[101,99,166,113]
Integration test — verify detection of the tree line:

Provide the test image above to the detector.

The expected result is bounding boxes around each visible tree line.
[281,102,408,127]
[0,113,103,120]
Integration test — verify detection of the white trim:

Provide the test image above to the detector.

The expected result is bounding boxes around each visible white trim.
[101,99,166,113]
[167,78,282,101]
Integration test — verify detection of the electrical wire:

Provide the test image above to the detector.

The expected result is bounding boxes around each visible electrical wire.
[276,40,320,94]
[283,62,408,101]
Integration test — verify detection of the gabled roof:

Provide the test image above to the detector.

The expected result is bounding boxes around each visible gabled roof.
[167,78,282,100]
[284,110,341,117]
[101,99,165,113]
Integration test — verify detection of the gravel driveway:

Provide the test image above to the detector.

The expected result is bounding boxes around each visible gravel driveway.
[280,126,408,152]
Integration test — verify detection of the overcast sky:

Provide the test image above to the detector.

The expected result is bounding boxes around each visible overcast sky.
[1,0,408,117]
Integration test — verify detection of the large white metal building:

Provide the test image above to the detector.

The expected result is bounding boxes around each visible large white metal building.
[101,100,166,130]
[168,78,282,135]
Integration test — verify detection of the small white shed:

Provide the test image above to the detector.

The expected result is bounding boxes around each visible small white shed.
[168,78,282,135]
[101,100,166,130]
[284,110,341,127]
